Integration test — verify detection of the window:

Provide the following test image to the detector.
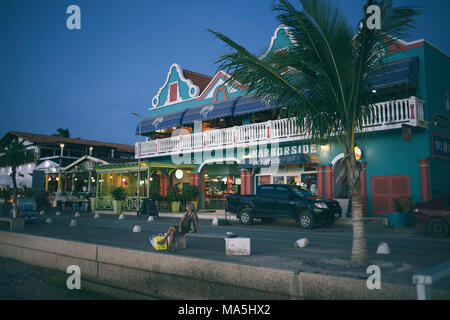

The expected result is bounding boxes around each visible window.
[259,186,276,198]
[169,83,178,103]
[273,176,284,184]
[277,187,291,199]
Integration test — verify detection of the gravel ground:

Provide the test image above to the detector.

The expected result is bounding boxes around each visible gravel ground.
[0,256,114,300]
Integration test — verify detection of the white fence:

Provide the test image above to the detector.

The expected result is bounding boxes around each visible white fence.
[136,96,425,158]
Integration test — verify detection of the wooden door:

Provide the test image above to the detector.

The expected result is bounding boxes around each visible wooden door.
[371,175,410,215]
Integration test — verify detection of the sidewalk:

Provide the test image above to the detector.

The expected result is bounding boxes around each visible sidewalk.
[94,209,238,221]
[94,208,383,225]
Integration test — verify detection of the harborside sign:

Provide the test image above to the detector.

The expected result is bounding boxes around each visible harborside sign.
[250,143,317,159]
[432,132,450,161]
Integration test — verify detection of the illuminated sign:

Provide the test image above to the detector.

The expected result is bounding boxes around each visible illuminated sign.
[432,132,450,161]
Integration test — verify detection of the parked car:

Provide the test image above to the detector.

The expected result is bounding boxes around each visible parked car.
[18,197,39,223]
[413,193,450,238]
[226,184,342,229]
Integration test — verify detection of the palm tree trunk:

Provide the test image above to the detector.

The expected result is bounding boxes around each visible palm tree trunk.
[348,155,369,267]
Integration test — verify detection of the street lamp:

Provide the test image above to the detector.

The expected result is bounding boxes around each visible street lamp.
[132,112,142,217]
[59,143,65,166]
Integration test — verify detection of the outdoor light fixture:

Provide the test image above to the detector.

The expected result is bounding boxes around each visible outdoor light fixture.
[320,144,330,151]
[354,146,362,161]
[372,89,377,93]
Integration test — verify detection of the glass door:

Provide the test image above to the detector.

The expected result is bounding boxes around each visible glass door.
[300,173,318,193]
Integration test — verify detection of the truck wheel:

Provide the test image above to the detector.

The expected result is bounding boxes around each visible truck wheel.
[239,208,254,225]
[298,212,314,230]
[427,218,449,238]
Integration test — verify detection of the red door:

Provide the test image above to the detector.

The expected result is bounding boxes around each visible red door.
[371,175,410,216]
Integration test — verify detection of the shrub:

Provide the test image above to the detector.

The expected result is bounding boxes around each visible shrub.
[0,189,12,202]
[167,183,182,201]
[111,187,127,201]
[392,196,412,213]
[182,184,199,201]
[218,218,232,226]
[19,186,34,198]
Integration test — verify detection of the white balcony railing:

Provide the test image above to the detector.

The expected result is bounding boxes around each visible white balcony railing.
[135,96,425,158]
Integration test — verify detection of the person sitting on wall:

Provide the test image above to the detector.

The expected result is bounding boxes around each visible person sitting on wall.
[157,202,200,251]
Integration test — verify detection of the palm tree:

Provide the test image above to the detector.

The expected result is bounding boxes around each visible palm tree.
[210,0,419,266]
[53,128,70,138]
[0,138,35,213]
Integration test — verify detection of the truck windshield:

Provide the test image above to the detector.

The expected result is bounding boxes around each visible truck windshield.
[292,186,316,197]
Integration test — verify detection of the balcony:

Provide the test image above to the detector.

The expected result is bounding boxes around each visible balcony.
[135,96,425,159]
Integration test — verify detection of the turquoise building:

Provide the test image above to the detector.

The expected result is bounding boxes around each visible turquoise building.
[99,26,450,216]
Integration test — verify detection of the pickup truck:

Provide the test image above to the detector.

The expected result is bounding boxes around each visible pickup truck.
[226,184,342,229]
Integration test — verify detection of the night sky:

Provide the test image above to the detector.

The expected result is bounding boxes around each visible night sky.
[1,0,449,145]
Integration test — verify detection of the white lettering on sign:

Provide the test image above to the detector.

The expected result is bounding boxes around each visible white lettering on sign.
[284,147,290,155]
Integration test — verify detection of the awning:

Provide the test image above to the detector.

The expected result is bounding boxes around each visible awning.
[35,160,62,174]
[233,96,275,116]
[182,98,237,125]
[138,109,187,135]
[237,153,321,169]
[369,56,420,90]
[0,174,12,186]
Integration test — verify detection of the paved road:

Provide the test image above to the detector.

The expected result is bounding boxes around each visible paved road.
[3,210,450,292]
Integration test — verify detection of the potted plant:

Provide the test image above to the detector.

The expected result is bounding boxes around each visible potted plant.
[88,192,97,212]
[111,187,126,215]
[388,196,413,227]
[167,183,182,213]
[182,185,199,210]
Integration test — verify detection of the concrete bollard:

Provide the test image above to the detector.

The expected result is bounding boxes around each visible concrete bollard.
[74,212,80,218]
[93,213,100,219]
[212,217,219,226]
[293,238,310,248]
[118,214,125,220]
[376,242,391,254]
[147,216,155,222]
[69,219,77,227]
[40,210,45,216]
[132,225,142,233]
[55,211,61,216]
[225,237,251,256]
[45,218,53,224]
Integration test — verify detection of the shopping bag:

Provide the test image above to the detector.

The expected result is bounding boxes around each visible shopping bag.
[150,233,167,251]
